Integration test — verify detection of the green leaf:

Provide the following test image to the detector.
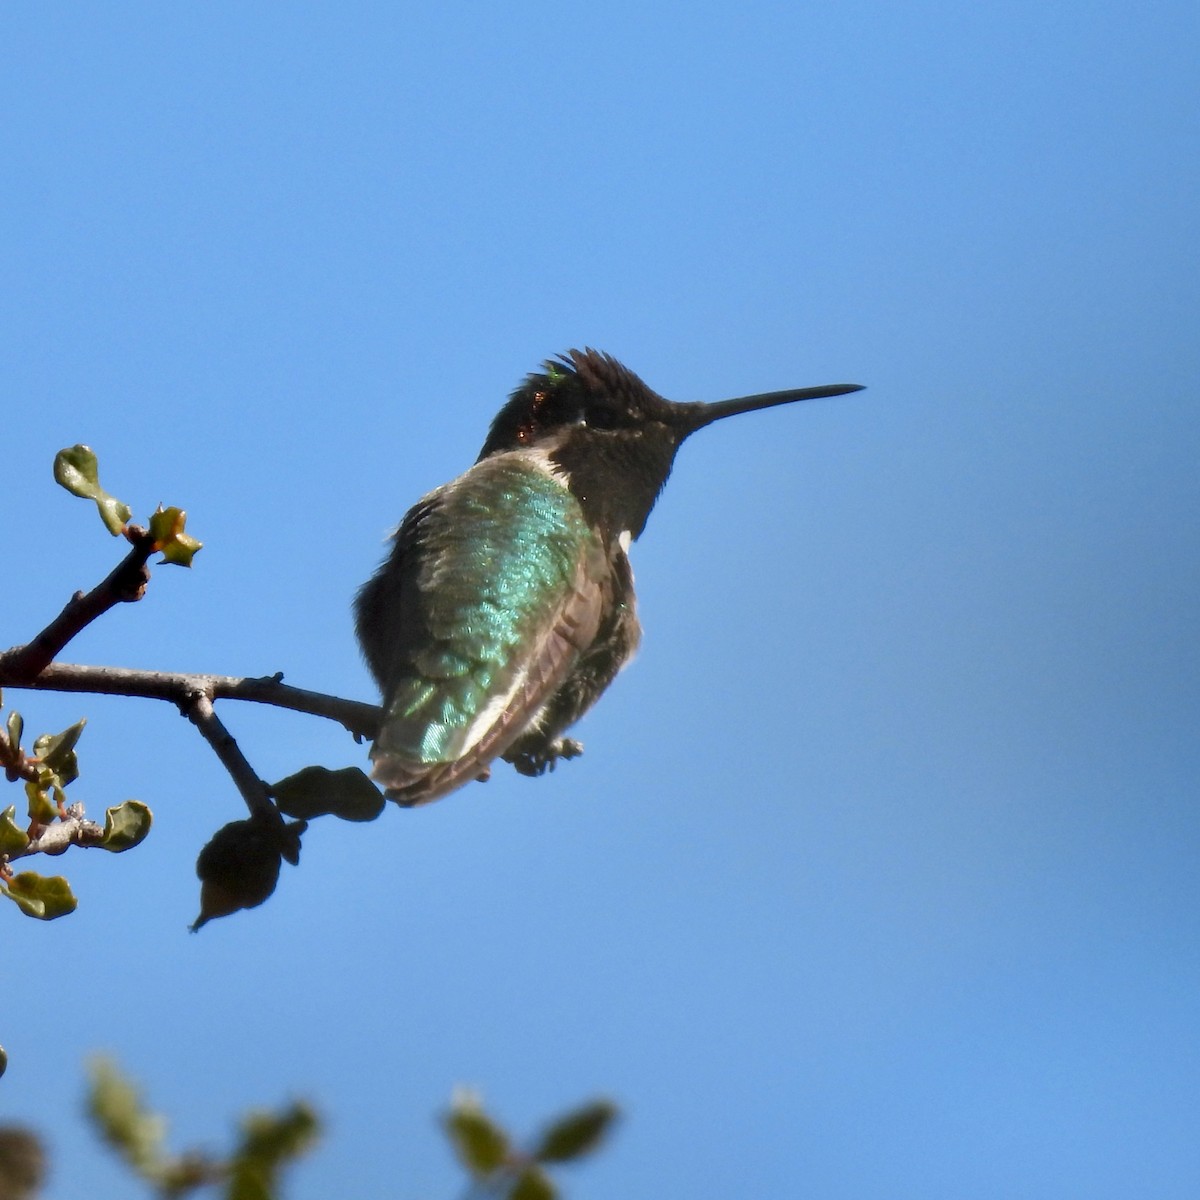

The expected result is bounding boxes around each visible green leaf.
[227,1164,271,1200]
[272,766,386,823]
[6,709,24,754]
[510,1164,558,1200]
[53,444,101,495]
[444,1094,511,1176]
[228,1103,320,1200]
[0,805,29,855]
[85,1057,168,1177]
[155,1153,220,1194]
[33,718,86,786]
[23,775,60,824]
[53,445,132,536]
[2,871,78,920]
[148,504,202,567]
[238,1103,321,1162]
[532,1100,619,1164]
[100,800,153,852]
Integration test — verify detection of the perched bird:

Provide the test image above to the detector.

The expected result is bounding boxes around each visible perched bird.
[356,349,863,806]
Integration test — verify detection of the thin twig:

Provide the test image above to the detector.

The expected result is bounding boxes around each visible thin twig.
[0,662,381,740]
[0,516,383,828]
[7,805,106,861]
[183,692,279,823]
[0,730,41,784]
[1,526,157,683]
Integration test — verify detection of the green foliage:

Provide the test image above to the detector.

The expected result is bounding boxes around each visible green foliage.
[445,1093,512,1175]
[0,872,77,920]
[100,801,154,852]
[87,1058,172,1179]
[5,710,24,758]
[271,766,385,823]
[0,807,27,857]
[53,445,132,535]
[531,1100,619,1164]
[509,1165,557,1200]
[52,446,201,564]
[7,706,85,821]
[226,1105,320,1200]
[442,1090,618,1200]
[22,772,60,825]
[29,1063,621,1200]
[148,505,203,567]
[86,1057,318,1198]
[32,718,86,786]
[0,699,34,804]
[0,697,152,921]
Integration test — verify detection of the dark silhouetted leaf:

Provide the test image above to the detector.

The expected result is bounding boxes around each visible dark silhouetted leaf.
[272,766,386,823]
[278,819,306,867]
[532,1100,618,1164]
[53,445,132,535]
[191,815,290,930]
[100,801,153,852]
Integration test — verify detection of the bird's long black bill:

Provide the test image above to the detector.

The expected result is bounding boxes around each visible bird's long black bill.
[677,382,865,436]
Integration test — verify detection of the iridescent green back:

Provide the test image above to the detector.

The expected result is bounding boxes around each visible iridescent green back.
[381,456,596,764]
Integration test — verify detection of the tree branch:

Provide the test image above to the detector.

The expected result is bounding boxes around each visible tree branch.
[6,804,106,861]
[1,526,157,683]
[182,692,278,823]
[1,497,384,844]
[0,662,381,740]
[0,510,380,741]
[0,661,381,826]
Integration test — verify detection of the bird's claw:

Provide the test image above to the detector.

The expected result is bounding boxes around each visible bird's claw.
[505,738,584,778]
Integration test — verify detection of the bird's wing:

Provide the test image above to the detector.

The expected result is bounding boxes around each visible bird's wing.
[355,455,606,806]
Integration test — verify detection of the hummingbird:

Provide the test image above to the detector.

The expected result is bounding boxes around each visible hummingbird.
[356,349,863,806]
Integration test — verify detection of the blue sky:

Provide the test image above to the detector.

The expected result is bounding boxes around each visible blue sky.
[2,2,1197,1197]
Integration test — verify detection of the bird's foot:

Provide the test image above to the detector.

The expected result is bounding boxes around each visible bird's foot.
[504,738,584,778]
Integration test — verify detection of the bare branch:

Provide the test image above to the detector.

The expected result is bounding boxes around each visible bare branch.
[0,503,383,836]
[1,526,158,682]
[0,662,381,740]
[7,804,106,861]
[0,661,381,825]
[183,692,280,823]
[0,728,40,784]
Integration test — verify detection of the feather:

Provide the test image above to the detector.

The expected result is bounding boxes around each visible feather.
[355,452,605,805]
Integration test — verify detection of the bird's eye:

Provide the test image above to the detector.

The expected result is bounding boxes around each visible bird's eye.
[585,407,621,431]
